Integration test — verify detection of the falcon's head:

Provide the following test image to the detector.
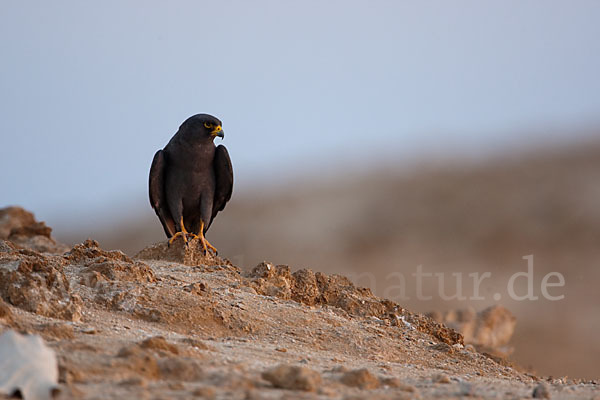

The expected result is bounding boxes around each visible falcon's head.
[180,113,224,140]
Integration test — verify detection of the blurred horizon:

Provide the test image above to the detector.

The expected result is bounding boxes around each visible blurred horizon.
[26,127,600,238]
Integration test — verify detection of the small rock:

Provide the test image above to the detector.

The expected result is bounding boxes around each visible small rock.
[430,342,454,353]
[340,368,380,390]
[81,326,97,334]
[119,377,147,387]
[116,346,160,380]
[140,336,180,355]
[180,337,210,350]
[0,330,59,399]
[184,282,210,295]
[432,373,451,384]
[533,382,551,399]
[381,377,415,392]
[318,386,339,397]
[262,364,322,392]
[464,344,476,352]
[192,386,216,399]
[275,347,287,353]
[158,357,204,381]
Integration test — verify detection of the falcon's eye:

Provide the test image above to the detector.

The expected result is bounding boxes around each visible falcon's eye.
[204,122,213,129]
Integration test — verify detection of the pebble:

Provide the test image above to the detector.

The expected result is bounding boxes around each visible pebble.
[432,373,451,384]
[533,382,551,399]
[262,364,322,392]
[340,368,380,389]
[81,326,97,334]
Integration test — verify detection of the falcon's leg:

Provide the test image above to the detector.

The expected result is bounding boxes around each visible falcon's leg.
[189,221,218,255]
[168,216,190,247]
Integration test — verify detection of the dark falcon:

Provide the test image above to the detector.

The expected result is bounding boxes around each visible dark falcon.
[149,114,233,254]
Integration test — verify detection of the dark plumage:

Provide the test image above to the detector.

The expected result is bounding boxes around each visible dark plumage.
[149,114,233,253]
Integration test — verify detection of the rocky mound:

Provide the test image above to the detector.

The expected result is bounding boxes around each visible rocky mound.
[0,207,69,254]
[0,247,82,322]
[247,262,463,347]
[428,305,517,359]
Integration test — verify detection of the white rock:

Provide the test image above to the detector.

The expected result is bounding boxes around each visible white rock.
[0,330,58,400]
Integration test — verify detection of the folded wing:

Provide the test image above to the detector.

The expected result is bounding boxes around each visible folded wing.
[149,150,176,237]
[208,145,234,232]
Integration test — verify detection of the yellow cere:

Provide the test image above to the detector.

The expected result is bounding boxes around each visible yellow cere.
[204,122,222,135]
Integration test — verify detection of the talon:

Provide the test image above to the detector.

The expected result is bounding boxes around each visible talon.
[198,221,219,256]
[168,231,187,246]
[205,241,218,255]
[168,216,191,247]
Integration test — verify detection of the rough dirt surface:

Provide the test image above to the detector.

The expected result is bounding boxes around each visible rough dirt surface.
[1,209,598,399]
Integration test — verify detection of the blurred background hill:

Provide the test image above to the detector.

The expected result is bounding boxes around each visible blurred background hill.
[2,0,600,380]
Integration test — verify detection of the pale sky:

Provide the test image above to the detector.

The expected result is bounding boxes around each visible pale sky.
[1,1,600,228]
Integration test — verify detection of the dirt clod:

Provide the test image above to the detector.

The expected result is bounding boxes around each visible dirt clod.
[262,364,322,392]
[80,258,156,286]
[192,386,216,399]
[381,378,415,392]
[140,336,180,355]
[340,368,380,389]
[0,251,82,321]
[432,373,451,384]
[533,382,551,398]
[116,345,160,380]
[158,357,204,381]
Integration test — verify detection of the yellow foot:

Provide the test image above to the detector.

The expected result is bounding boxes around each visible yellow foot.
[194,222,219,255]
[168,231,188,247]
[168,217,191,248]
[202,238,218,255]
[191,234,218,255]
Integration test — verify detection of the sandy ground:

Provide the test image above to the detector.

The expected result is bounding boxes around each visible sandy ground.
[1,210,599,399]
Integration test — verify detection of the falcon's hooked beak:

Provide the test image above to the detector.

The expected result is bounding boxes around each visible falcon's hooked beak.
[211,125,225,138]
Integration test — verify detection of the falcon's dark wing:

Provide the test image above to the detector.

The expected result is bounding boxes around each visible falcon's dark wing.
[207,145,233,232]
[149,150,176,238]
